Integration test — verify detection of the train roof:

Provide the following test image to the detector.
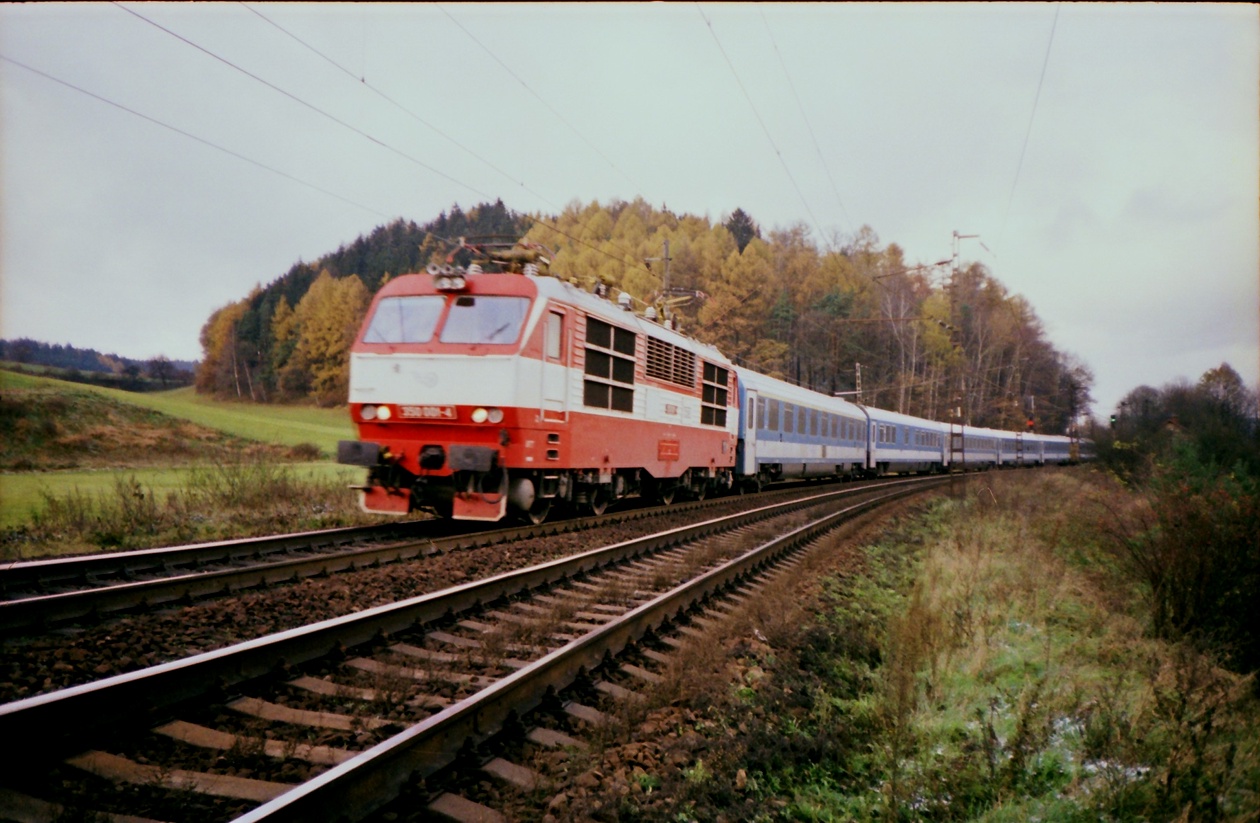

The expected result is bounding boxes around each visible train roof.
[731,366,867,417]
[863,405,950,430]
[375,271,733,366]
[530,276,733,365]
[1024,431,1074,442]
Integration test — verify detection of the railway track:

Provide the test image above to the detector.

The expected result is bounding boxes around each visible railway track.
[390,527,835,823]
[0,476,948,822]
[0,481,856,636]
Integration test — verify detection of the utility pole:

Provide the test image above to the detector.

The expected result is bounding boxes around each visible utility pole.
[645,239,674,326]
[949,230,985,424]
[664,239,671,295]
[1067,380,1080,460]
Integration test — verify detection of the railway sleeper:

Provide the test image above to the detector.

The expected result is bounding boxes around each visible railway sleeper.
[4,479,923,823]
[411,548,814,820]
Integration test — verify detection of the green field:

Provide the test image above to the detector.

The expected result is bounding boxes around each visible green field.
[112,386,354,455]
[1,370,353,454]
[0,463,365,529]
[1,369,363,535]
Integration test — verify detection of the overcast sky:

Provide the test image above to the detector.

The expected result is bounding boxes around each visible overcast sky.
[2,2,1256,417]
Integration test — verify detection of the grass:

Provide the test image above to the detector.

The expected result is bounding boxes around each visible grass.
[0,369,59,390]
[112,385,353,455]
[2,459,384,559]
[769,471,1260,821]
[0,463,361,530]
[0,367,385,557]
[589,470,1260,822]
[0,467,194,529]
[1,370,353,455]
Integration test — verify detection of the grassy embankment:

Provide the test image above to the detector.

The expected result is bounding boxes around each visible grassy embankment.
[1,369,394,558]
[610,469,1258,822]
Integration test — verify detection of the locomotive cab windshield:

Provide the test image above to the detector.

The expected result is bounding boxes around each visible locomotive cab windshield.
[440,295,529,345]
[361,293,531,347]
[362,295,443,344]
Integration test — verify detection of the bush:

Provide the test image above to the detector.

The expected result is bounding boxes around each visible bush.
[1101,441,1260,676]
[9,457,387,556]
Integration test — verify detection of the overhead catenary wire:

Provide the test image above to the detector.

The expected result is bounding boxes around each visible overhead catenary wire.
[240,2,559,214]
[126,2,839,303]
[0,52,392,220]
[240,3,655,279]
[8,27,662,299]
[113,1,493,201]
[698,4,831,250]
[437,4,646,197]
[40,3,817,308]
[7,14,658,287]
[759,10,854,238]
[997,3,1060,253]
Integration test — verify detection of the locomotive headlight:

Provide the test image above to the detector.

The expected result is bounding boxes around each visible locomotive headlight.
[470,407,503,424]
[435,274,467,291]
[376,405,392,421]
[361,405,378,421]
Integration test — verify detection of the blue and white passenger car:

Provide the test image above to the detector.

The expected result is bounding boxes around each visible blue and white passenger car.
[951,426,1004,470]
[864,406,949,475]
[995,429,1027,467]
[734,367,868,489]
[1038,434,1076,465]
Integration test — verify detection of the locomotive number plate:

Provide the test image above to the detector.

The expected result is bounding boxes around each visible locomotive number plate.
[399,405,456,420]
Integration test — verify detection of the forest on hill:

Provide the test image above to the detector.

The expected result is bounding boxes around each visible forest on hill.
[195,198,1093,433]
[1,339,195,391]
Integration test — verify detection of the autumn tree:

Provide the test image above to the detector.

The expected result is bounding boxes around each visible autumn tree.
[1200,362,1257,421]
[277,271,370,406]
[195,203,530,404]
[698,237,786,375]
[196,300,250,399]
[196,197,1092,424]
[145,356,176,389]
[723,208,760,253]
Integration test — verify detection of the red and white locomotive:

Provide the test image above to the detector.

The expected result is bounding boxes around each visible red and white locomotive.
[337,243,738,522]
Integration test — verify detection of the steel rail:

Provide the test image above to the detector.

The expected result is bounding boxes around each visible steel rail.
[0,483,831,634]
[0,479,832,598]
[0,521,446,597]
[0,478,937,769]
[235,482,936,822]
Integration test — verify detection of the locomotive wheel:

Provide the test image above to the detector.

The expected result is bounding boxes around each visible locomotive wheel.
[524,499,551,525]
[693,483,707,501]
[586,487,610,516]
[657,485,676,506]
